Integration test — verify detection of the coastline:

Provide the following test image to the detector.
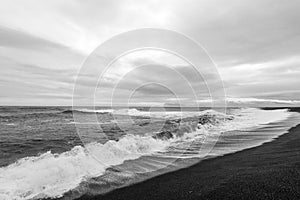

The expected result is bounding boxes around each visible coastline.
[78,107,300,200]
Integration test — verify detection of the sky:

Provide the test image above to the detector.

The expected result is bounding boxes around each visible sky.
[0,0,300,107]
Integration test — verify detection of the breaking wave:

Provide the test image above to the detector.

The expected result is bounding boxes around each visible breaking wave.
[0,135,171,199]
[62,108,114,114]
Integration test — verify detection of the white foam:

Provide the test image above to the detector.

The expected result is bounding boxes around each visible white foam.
[74,108,114,113]
[113,108,214,119]
[0,135,170,200]
[221,108,291,132]
[113,108,146,116]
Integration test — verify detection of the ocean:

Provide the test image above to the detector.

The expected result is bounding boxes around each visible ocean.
[0,106,299,199]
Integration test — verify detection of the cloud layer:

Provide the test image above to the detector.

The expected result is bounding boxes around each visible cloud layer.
[0,0,299,106]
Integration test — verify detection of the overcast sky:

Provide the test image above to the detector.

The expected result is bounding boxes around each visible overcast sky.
[0,0,300,106]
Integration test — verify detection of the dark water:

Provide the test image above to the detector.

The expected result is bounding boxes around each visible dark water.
[0,106,299,200]
[0,106,207,167]
[0,107,78,167]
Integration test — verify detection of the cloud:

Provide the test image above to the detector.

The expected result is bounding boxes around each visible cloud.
[89,50,218,106]
[0,26,85,105]
[194,97,300,107]
[176,0,300,65]
[227,97,300,105]
[0,0,175,53]
[0,26,68,51]
[0,59,76,105]
[0,0,299,105]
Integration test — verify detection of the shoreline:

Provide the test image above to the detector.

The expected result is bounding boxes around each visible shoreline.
[78,107,300,200]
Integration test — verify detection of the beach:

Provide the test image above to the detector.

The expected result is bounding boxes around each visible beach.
[2,1,300,199]
[81,107,300,200]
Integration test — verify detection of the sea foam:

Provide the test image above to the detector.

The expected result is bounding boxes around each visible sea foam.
[0,134,171,200]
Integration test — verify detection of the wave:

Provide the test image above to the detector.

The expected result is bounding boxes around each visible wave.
[113,108,145,116]
[62,108,114,114]
[0,134,172,200]
[113,108,229,119]
[0,108,293,199]
[63,108,210,118]
[63,108,146,115]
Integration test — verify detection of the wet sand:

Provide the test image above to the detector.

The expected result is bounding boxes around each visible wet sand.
[79,107,300,200]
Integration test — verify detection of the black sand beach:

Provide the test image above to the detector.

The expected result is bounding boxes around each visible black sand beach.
[79,107,300,200]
